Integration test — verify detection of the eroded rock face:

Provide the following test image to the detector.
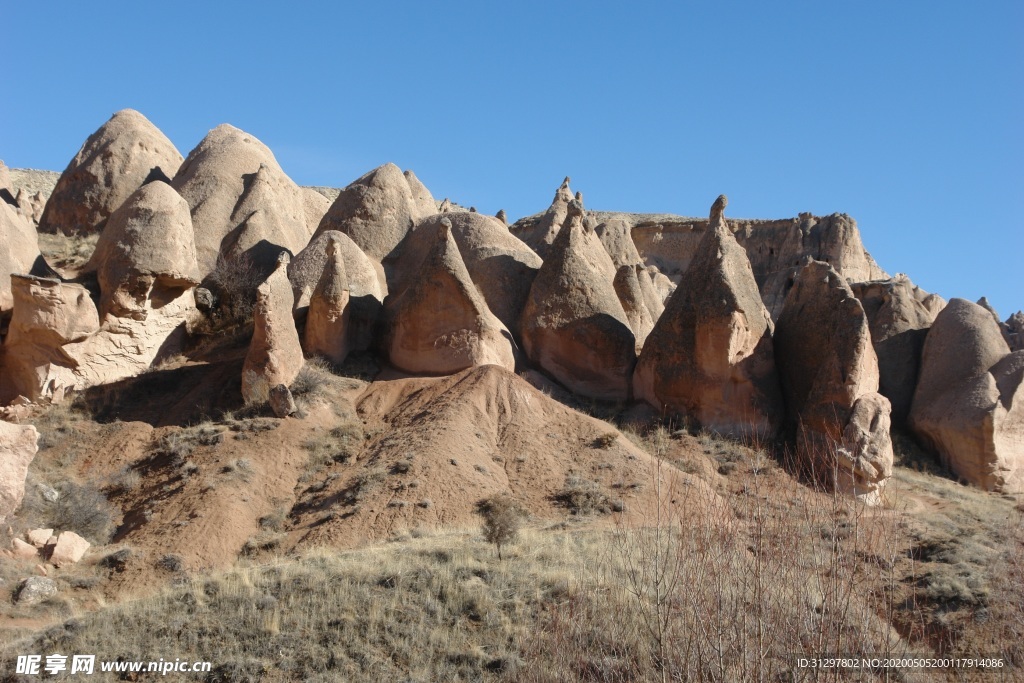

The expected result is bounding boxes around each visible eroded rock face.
[520,201,636,401]
[301,187,331,237]
[909,299,1024,493]
[851,275,944,423]
[511,177,575,260]
[1002,311,1024,352]
[314,163,436,263]
[0,421,39,522]
[242,254,305,404]
[172,125,310,275]
[385,219,515,375]
[613,265,655,350]
[304,236,352,365]
[0,201,42,314]
[774,260,893,504]
[634,197,782,439]
[14,189,46,225]
[39,109,183,236]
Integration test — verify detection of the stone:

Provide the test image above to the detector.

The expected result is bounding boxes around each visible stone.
[304,235,351,365]
[15,576,57,604]
[269,384,297,418]
[14,189,46,225]
[242,254,305,404]
[11,538,37,559]
[512,177,576,259]
[495,209,508,225]
[301,187,331,236]
[520,200,636,401]
[49,531,90,567]
[1002,311,1024,352]
[0,422,39,521]
[633,197,783,439]
[385,218,515,374]
[0,200,42,314]
[612,265,655,350]
[774,260,894,504]
[313,163,436,262]
[27,528,53,548]
[909,299,1024,493]
[594,217,644,268]
[39,109,183,235]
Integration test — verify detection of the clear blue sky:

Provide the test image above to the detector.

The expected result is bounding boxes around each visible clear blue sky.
[3,1,1021,315]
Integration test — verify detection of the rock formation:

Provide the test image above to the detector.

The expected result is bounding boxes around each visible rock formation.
[301,187,331,236]
[172,124,310,275]
[1004,311,1024,352]
[633,196,782,439]
[49,531,90,567]
[38,109,183,236]
[774,260,894,504]
[0,201,42,314]
[909,299,1024,493]
[520,200,636,401]
[313,163,436,263]
[242,254,305,404]
[0,421,39,522]
[385,219,515,375]
[304,235,352,365]
[851,275,944,423]
[612,265,655,350]
[14,189,46,225]
[594,217,644,268]
[512,177,575,259]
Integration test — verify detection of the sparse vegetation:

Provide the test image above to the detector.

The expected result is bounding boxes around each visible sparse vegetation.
[477,496,524,560]
[555,475,615,515]
[17,479,116,543]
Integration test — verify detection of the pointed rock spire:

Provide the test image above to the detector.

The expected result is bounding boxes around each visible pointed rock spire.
[242,254,305,404]
[305,235,352,365]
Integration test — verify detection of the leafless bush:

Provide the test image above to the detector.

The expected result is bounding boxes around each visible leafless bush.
[477,496,524,560]
[19,480,115,544]
[204,251,263,327]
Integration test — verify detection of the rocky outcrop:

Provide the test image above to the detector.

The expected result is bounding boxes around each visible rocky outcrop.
[510,177,575,260]
[520,201,636,401]
[385,219,515,375]
[909,299,1024,493]
[389,212,542,334]
[0,421,39,522]
[14,189,46,225]
[39,109,183,236]
[633,197,782,439]
[774,260,893,504]
[304,235,351,365]
[595,217,644,268]
[613,265,655,350]
[1002,311,1024,352]
[313,163,436,263]
[0,201,42,314]
[301,187,331,236]
[172,125,310,275]
[242,254,305,404]
[851,275,944,423]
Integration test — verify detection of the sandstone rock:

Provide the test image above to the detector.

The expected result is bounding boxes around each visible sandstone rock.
[172,124,310,275]
[390,212,542,334]
[439,198,453,214]
[909,299,1024,493]
[304,235,352,365]
[520,200,636,401]
[595,217,644,268]
[15,189,46,225]
[512,177,576,259]
[242,254,305,404]
[495,209,508,225]
[636,265,665,321]
[15,576,57,604]
[313,163,436,262]
[11,538,37,559]
[269,384,297,418]
[612,265,655,350]
[851,275,943,423]
[0,421,39,521]
[385,219,515,375]
[977,297,1001,324]
[1004,311,1024,352]
[27,528,53,548]
[301,187,331,236]
[774,260,893,503]
[39,109,182,236]
[49,531,90,567]
[0,160,11,198]
[634,198,782,439]
[0,200,42,314]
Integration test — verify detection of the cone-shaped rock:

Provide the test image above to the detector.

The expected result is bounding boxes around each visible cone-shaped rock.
[636,265,665,321]
[595,217,644,268]
[0,201,42,314]
[774,259,893,504]
[385,219,515,375]
[512,177,575,259]
[389,212,542,334]
[172,125,309,275]
[242,254,305,404]
[634,197,782,439]
[520,200,636,401]
[314,163,436,262]
[613,265,655,350]
[301,187,331,236]
[305,236,352,365]
[1004,311,1024,352]
[909,299,1024,493]
[39,109,182,236]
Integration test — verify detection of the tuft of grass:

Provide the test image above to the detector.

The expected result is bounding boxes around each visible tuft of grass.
[554,476,615,516]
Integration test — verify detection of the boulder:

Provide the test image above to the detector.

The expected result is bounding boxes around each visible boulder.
[0,200,42,314]
[0,421,39,521]
[511,177,575,259]
[774,260,893,504]
[269,384,297,418]
[49,531,90,567]
[313,163,436,262]
[27,528,53,548]
[15,576,57,605]
[11,538,37,559]
[304,235,352,365]
[851,275,942,423]
[385,219,515,374]
[909,299,1024,492]
[38,109,183,236]
[520,200,636,401]
[172,124,310,275]
[634,196,782,439]
[242,254,305,404]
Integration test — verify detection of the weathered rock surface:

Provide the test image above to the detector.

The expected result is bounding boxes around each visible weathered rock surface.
[301,187,331,236]
[634,197,782,439]
[612,265,655,350]
[511,177,575,259]
[1002,311,1024,352]
[851,275,944,423]
[774,260,893,503]
[269,384,297,418]
[385,219,515,375]
[0,421,39,521]
[313,163,436,263]
[11,537,38,559]
[595,217,644,268]
[520,201,636,401]
[39,109,183,236]
[172,125,310,275]
[909,299,1024,493]
[0,201,42,314]
[27,528,53,548]
[304,235,352,365]
[14,189,46,225]
[242,254,305,404]
[15,576,57,604]
[49,531,90,567]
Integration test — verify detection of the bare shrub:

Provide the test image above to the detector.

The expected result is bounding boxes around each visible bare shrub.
[205,251,263,327]
[477,496,524,560]
[19,480,115,543]
[555,476,613,515]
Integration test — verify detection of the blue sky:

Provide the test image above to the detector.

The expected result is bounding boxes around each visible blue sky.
[3,1,1021,315]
